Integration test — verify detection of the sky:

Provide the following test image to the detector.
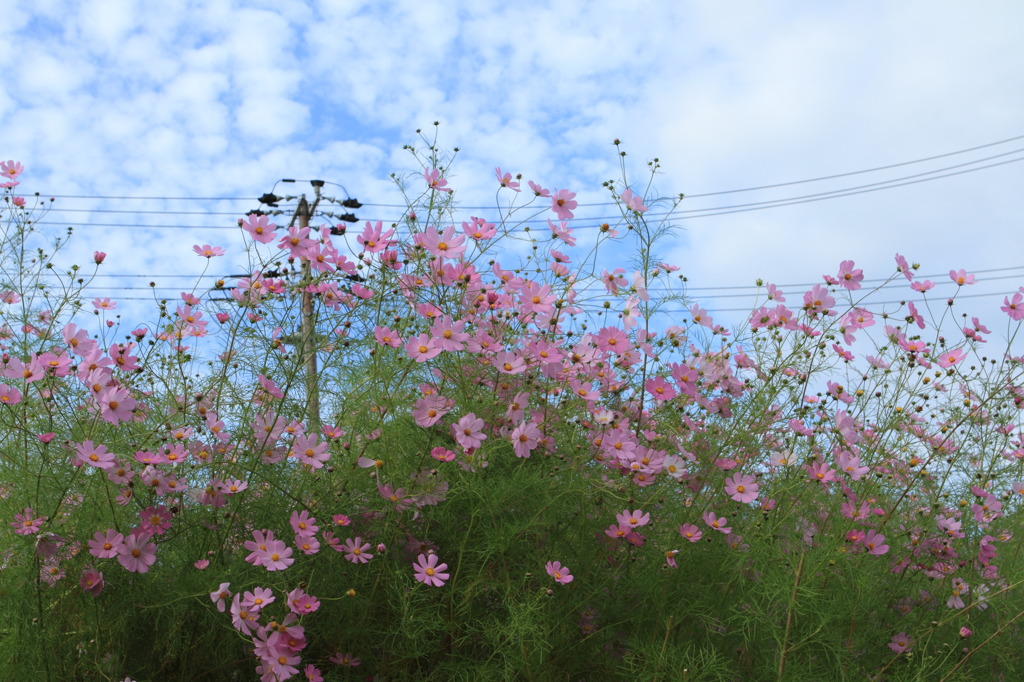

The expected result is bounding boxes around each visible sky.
[2,0,1023,340]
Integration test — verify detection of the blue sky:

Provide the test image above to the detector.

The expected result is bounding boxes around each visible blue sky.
[3,0,1024,336]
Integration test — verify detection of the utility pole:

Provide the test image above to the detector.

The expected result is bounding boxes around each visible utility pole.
[251,179,360,435]
[296,184,323,435]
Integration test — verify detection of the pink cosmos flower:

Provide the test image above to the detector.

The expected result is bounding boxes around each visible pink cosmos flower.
[645,376,677,403]
[548,219,576,245]
[193,244,225,258]
[949,269,976,286]
[241,586,275,610]
[413,553,449,587]
[937,348,966,368]
[888,632,913,654]
[545,560,574,584]
[620,188,648,213]
[405,333,443,362]
[413,395,451,427]
[863,530,889,555]
[724,474,759,504]
[117,531,157,573]
[229,593,260,635]
[495,167,520,191]
[452,413,487,450]
[835,260,863,290]
[373,325,403,348]
[679,523,703,542]
[357,220,396,253]
[431,446,456,462]
[290,510,319,537]
[802,284,835,316]
[260,539,295,571]
[88,524,123,557]
[240,213,277,244]
[703,512,731,534]
[292,433,330,469]
[616,509,650,529]
[511,421,542,458]
[1002,292,1024,321]
[80,569,104,596]
[296,535,321,555]
[420,224,466,259]
[911,279,935,292]
[550,189,578,220]
[0,384,22,405]
[528,180,549,196]
[424,168,451,192]
[806,461,836,484]
[947,578,969,609]
[139,506,173,535]
[462,216,497,241]
[287,587,321,614]
[0,160,24,183]
[12,508,46,536]
[210,582,232,612]
[342,537,373,564]
[329,652,362,667]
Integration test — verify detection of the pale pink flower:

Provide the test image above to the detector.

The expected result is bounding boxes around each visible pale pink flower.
[117,531,157,573]
[342,537,373,564]
[413,553,449,586]
[545,560,574,584]
[724,473,759,503]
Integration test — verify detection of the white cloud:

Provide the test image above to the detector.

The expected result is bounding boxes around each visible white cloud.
[2,0,1022,333]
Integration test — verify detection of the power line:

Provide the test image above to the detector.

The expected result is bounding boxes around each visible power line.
[684,132,1024,198]
[33,132,1024,210]
[32,150,1023,233]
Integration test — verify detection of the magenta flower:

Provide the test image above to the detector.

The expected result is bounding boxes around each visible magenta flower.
[117,531,157,573]
[724,474,759,504]
[80,569,104,596]
[545,560,574,585]
[413,553,449,587]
